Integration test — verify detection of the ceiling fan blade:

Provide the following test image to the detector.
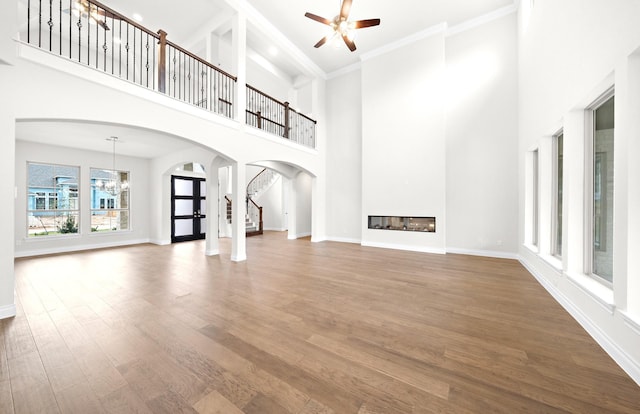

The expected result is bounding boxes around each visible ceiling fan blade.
[353,18,381,29]
[340,0,353,20]
[314,35,330,48]
[304,12,332,26]
[342,34,356,52]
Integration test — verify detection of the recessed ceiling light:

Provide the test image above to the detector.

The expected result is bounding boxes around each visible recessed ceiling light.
[132,13,143,22]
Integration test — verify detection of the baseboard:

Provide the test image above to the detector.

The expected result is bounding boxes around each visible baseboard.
[263,227,287,232]
[446,247,519,260]
[14,239,151,258]
[0,304,16,319]
[361,241,446,255]
[230,254,247,262]
[205,249,220,256]
[288,232,312,240]
[325,237,362,244]
[519,257,640,386]
[150,239,171,246]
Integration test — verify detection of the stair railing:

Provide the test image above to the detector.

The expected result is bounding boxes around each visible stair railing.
[247,197,263,236]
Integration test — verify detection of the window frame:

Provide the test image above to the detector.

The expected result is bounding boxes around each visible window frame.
[89,168,131,233]
[585,88,615,287]
[26,162,81,238]
[552,130,563,258]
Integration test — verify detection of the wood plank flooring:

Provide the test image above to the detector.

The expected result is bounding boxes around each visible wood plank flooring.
[4,231,640,413]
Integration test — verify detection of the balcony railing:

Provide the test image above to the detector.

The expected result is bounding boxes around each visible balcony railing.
[246,85,316,148]
[21,0,317,148]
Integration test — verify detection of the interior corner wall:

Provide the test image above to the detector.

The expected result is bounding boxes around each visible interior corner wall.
[361,33,446,253]
[445,13,519,256]
[518,0,640,384]
[14,141,151,256]
[325,69,362,243]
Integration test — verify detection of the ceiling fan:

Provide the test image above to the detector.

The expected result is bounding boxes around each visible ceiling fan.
[304,0,381,52]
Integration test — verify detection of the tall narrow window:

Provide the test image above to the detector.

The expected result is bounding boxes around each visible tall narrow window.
[591,94,614,284]
[553,132,563,257]
[27,163,80,237]
[90,168,130,232]
[532,149,539,247]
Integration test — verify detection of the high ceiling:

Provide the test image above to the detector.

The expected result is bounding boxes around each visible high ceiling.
[16,0,517,155]
[102,0,516,77]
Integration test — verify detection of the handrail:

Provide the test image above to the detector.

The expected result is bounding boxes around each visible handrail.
[165,39,237,82]
[247,168,267,195]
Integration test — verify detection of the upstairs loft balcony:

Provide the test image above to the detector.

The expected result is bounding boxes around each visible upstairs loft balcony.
[18,0,317,149]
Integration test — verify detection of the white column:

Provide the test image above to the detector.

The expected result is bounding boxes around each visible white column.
[287,176,297,239]
[0,87,16,319]
[231,161,246,261]
[205,162,220,256]
[232,12,247,125]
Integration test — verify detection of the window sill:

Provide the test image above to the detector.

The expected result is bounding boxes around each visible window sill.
[540,254,562,273]
[566,271,615,314]
[523,243,539,254]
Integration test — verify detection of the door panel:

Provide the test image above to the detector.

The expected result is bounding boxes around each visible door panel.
[171,176,207,243]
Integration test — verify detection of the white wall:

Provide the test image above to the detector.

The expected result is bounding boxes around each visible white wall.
[518,0,640,384]
[15,141,151,256]
[257,176,285,231]
[361,32,447,253]
[325,69,362,243]
[445,13,519,257]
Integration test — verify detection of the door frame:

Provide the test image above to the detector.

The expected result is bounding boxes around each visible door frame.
[171,175,206,243]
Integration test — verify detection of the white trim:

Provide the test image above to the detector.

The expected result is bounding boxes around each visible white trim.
[361,241,446,255]
[0,304,17,320]
[14,238,151,258]
[263,227,287,232]
[327,62,362,80]
[325,237,361,244]
[621,311,640,336]
[288,232,312,240]
[231,253,247,262]
[205,249,220,256]
[565,271,615,313]
[520,257,640,386]
[445,4,518,37]
[361,23,448,63]
[446,247,519,260]
[150,239,171,246]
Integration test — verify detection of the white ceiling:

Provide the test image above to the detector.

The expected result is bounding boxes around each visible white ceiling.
[16,0,517,155]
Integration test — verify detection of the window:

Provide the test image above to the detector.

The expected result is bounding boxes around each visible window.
[90,168,130,232]
[589,93,614,284]
[27,163,80,237]
[532,149,539,247]
[553,132,563,257]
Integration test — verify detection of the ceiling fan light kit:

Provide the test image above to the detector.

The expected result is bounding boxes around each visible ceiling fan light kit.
[305,0,380,52]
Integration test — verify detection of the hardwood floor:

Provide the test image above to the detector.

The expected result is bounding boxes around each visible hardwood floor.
[4,231,639,413]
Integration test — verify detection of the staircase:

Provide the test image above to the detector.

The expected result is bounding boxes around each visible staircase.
[224,168,279,236]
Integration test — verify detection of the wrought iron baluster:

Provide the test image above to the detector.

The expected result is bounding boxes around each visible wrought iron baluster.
[77,5,82,62]
[111,14,114,74]
[59,0,62,55]
[102,9,107,71]
[118,20,122,77]
[68,0,71,59]
[145,34,149,88]
[125,23,129,80]
[86,1,90,65]
[27,0,31,44]
[133,25,136,83]
[38,0,42,47]
[47,0,53,52]
[95,4,99,68]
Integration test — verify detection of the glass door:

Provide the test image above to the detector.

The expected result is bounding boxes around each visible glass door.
[171,176,207,243]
